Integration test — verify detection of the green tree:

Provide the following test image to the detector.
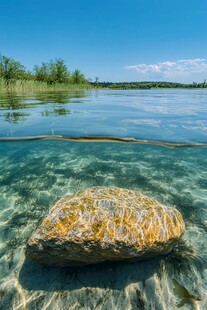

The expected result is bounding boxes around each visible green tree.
[34,58,70,84]
[33,62,50,83]
[71,69,87,84]
[49,58,70,84]
[0,55,27,82]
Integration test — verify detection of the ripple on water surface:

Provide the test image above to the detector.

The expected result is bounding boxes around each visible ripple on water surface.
[1,89,207,143]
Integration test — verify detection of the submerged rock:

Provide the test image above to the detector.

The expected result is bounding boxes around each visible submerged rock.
[26,187,185,266]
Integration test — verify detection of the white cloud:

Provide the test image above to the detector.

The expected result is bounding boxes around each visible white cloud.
[125,59,207,79]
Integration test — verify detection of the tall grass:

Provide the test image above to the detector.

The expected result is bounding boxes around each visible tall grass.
[0,78,93,93]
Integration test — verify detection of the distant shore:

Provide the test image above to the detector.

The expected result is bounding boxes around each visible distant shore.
[95,81,207,90]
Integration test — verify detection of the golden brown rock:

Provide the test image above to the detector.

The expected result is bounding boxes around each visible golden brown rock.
[26,187,185,266]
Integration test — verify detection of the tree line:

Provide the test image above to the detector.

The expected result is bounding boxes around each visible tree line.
[0,55,88,84]
[94,80,207,89]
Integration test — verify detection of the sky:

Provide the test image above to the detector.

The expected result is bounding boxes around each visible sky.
[0,0,207,83]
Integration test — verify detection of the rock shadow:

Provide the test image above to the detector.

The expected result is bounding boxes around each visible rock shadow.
[19,256,161,292]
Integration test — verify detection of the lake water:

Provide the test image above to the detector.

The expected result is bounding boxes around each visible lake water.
[0,89,207,309]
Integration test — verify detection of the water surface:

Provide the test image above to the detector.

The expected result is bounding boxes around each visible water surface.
[1,89,207,143]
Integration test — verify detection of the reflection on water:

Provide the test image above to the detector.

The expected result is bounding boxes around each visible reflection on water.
[3,111,30,124]
[34,91,87,104]
[41,108,70,117]
[0,93,27,109]
[0,141,206,309]
[0,91,85,126]
[0,89,207,142]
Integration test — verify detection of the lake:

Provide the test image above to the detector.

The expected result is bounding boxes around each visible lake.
[0,89,207,309]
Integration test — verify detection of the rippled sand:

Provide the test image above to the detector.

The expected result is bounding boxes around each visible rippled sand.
[0,141,206,309]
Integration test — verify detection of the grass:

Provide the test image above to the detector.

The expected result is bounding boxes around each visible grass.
[0,78,93,93]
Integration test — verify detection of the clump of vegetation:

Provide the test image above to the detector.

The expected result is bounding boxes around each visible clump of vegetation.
[33,58,70,84]
[0,54,90,93]
[33,59,87,85]
[0,55,30,82]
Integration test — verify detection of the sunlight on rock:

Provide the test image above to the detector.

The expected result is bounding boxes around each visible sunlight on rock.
[26,187,185,266]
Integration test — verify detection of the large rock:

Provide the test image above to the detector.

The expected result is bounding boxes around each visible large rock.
[26,187,185,266]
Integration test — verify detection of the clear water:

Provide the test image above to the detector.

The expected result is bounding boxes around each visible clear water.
[0,89,207,309]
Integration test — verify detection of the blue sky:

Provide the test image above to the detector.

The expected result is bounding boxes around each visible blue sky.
[0,0,207,82]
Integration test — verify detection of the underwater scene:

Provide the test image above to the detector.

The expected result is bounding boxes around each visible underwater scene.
[0,89,207,309]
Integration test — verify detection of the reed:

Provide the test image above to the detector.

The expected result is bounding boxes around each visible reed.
[0,78,93,93]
